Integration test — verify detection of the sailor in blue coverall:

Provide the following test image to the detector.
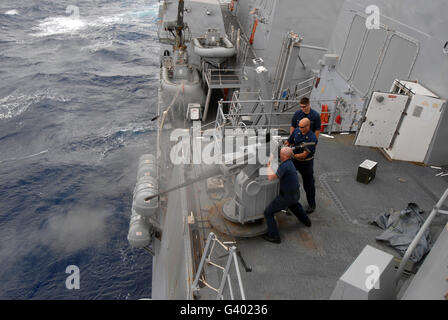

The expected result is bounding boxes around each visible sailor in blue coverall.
[287,118,318,214]
[290,97,321,139]
[262,147,311,244]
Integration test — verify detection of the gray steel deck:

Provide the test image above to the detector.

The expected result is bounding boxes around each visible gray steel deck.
[188,134,448,299]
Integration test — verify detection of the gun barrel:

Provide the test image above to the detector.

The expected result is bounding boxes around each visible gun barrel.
[143,167,221,202]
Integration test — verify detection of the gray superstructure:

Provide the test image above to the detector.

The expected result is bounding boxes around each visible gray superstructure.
[128,0,448,300]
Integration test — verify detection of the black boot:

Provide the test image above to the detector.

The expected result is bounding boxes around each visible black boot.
[262,234,281,244]
[306,204,316,214]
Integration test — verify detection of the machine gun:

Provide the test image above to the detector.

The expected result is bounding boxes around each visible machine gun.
[142,152,254,203]
[291,142,316,155]
[277,141,316,160]
[129,133,282,250]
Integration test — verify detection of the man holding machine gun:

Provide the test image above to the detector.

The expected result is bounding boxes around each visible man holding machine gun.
[286,118,318,214]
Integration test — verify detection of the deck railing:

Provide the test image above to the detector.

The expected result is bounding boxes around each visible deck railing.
[205,68,243,88]
[395,188,448,286]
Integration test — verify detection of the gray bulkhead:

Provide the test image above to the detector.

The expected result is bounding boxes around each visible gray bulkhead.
[234,0,345,82]
[310,0,448,164]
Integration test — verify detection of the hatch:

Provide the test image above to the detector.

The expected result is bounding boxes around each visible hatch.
[355,92,409,148]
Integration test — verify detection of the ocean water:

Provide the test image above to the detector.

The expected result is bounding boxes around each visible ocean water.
[0,0,159,299]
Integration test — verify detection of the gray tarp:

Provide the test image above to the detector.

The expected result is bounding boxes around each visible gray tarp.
[371,203,431,263]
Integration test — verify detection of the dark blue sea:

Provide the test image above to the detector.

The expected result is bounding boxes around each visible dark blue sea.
[0,0,158,299]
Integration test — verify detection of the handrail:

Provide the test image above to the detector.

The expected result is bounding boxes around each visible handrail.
[214,96,341,134]
[395,188,448,286]
[207,69,242,76]
[213,124,294,129]
[208,68,242,72]
[219,99,338,104]
[205,68,243,87]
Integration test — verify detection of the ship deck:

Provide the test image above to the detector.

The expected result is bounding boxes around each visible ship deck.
[153,1,448,300]
[186,133,448,300]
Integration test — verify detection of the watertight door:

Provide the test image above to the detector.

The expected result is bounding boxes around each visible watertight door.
[355,92,409,148]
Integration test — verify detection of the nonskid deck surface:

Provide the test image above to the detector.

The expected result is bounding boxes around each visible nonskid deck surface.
[188,134,448,300]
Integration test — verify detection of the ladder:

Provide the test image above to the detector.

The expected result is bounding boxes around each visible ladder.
[191,232,246,300]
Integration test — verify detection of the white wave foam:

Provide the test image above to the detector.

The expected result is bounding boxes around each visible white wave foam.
[0,93,34,120]
[0,89,69,120]
[4,9,19,16]
[97,15,125,25]
[0,149,49,164]
[32,16,88,37]
[32,3,159,38]
[31,13,128,38]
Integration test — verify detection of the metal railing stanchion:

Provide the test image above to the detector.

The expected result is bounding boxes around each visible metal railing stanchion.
[395,188,448,287]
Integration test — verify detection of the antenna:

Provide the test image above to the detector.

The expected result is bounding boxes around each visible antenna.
[175,0,186,50]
